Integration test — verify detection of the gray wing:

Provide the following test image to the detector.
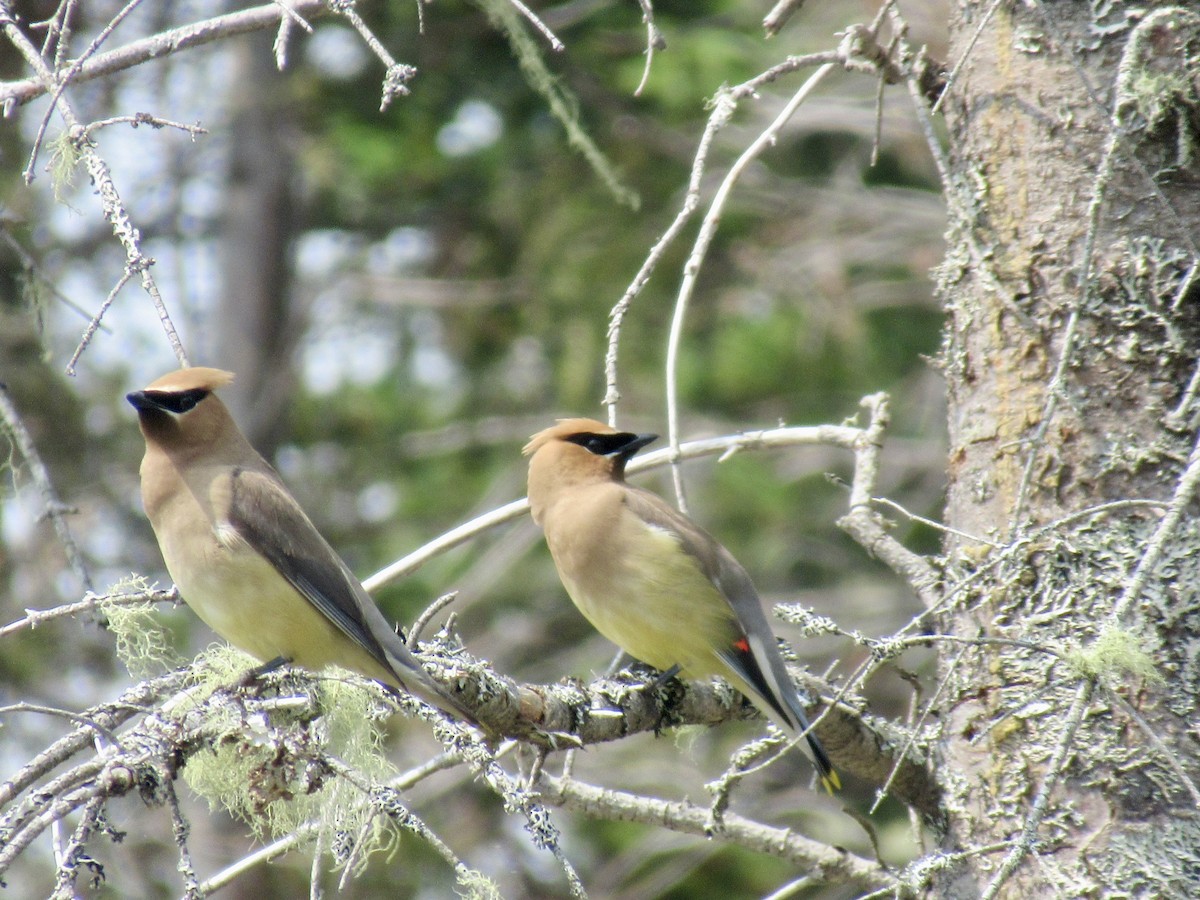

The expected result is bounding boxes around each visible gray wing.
[622,486,765,629]
[224,466,398,672]
[622,487,813,724]
[223,467,478,724]
[624,486,837,786]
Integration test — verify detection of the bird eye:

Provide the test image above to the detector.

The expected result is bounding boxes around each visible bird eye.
[157,388,209,414]
[565,432,640,456]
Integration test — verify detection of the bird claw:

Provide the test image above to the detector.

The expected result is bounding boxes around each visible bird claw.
[539,730,584,750]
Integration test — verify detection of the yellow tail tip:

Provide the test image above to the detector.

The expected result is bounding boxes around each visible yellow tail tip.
[821,769,842,794]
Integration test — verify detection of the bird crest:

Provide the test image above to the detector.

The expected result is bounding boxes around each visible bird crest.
[141,367,235,394]
[522,418,615,456]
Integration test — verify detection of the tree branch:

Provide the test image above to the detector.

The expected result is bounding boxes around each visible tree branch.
[0,3,188,364]
[537,772,902,894]
[365,421,864,591]
[0,383,93,591]
[0,1,328,110]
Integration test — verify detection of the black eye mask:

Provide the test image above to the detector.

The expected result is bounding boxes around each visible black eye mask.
[565,431,658,461]
[127,388,209,415]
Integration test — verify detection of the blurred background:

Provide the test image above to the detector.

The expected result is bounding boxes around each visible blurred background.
[1,0,948,895]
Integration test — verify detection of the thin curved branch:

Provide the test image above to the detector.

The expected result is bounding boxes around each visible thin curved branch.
[0,587,178,640]
[837,393,942,608]
[0,4,188,364]
[0,1,328,110]
[0,384,93,590]
[0,671,188,810]
[537,773,902,894]
[663,62,837,513]
[365,421,863,591]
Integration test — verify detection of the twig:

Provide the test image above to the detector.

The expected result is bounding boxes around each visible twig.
[444,728,586,896]
[837,393,942,608]
[65,263,136,376]
[980,680,1094,900]
[0,1,329,110]
[1010,10,1187,530]
[273,13,294,69]
[364,497,528,592]
[538,773,899,893]
[929,0,1003,115]
[602,48,844,422]
[24,0,148,180]
[1009,305,1081,530]
[1105,688,1200,808]
[706,732,790,830]
[326,0,416,110]
[0,586,177,640]
[869,33,890,165]
[0,766,130,875]
[1026,3,1200,261]
[318,756,468,887]
[602,88,731,422]
[0,671,187,810]
[887,4,1036,339]
[163,777,202,900]
[761,875,816,900]
[737,50,842,96]
[1165,333,1200,429]
[631,0,664,97]
[364,422,862,591]
[1111,426,1200,623]
[274,0,315,32]
[0,382,93,590]
[81,112,207,138]
[0,703,123,747]
[407,591,460,646]
[272,0,318,70]
[664,62,837,512]
[197,751,471,893]
[30,0,74,64]
[0,5,189,364]
[870,495,1000,548]
[48,794,104,900]
[508,0,563,52]
[885,499,1168,653]
[763,0,807,37]
[308,830,324,900]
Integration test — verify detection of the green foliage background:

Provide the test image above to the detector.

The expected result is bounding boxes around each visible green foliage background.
[0,0,947,895]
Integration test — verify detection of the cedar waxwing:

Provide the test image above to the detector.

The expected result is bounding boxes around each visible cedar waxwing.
[127,367,474,724]
[524,419,838,791]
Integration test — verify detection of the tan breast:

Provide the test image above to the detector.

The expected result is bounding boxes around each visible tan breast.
[141,456,393,684]
[541,486,736,678]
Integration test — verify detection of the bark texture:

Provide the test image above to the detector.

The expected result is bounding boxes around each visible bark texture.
[935,3,1200,896]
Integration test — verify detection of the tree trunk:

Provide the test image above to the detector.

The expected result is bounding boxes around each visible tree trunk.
[936,3,1200,895]
[217,32,302,455]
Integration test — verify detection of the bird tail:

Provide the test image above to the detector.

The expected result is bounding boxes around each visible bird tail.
[719,637,840,793]
[383,650,482,728]
[779,682,840,794]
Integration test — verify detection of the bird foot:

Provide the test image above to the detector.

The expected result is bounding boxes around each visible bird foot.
[237,655,291,690]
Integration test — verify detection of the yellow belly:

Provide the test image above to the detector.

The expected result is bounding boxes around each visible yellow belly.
[551,522,736,680]
[160,526,394,686]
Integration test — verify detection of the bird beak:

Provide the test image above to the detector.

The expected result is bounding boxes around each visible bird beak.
[126,390,165,413]
[612,432,658,460]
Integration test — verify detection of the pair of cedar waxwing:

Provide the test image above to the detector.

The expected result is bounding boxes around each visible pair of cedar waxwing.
[128,368,836,789]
